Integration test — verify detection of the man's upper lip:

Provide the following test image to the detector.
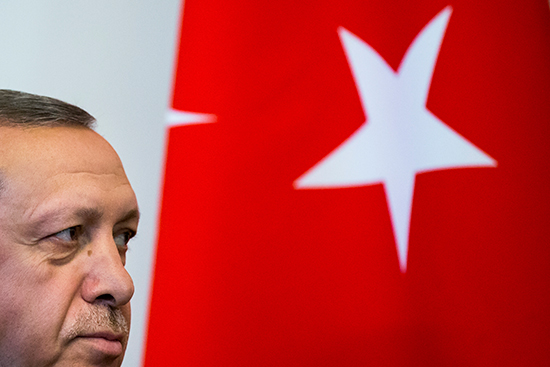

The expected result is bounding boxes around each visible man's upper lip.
[78,331,124,342]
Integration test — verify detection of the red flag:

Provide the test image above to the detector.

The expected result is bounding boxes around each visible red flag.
[145,0,550,365]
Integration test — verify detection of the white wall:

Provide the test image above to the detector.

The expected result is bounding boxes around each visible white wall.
[0,1,182,366]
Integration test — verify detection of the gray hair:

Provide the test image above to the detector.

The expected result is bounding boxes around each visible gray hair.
[0,89,95,128]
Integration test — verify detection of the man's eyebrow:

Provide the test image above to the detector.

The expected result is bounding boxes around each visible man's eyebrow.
[75,207,140,223]
[75,207,104,222]
[118,208,140,223]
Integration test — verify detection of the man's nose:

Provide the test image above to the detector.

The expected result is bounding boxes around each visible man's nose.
[81,235,135,307]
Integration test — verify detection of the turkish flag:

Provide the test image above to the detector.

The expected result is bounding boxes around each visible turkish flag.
[144,0,550,365]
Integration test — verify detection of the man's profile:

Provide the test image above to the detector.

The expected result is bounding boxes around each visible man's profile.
[0,90,139,366]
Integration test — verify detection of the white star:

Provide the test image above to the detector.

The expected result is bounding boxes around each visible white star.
[294,6,496,273]
[166,108,217,127]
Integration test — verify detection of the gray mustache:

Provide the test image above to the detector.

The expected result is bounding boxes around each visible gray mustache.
[62,305,129,340]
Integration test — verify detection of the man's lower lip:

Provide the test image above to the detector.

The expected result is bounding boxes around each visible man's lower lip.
[77,336,123,356]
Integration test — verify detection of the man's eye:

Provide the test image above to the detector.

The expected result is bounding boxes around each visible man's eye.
[42,226,83,263]
[52,226,80,242]
[113,231,134,248]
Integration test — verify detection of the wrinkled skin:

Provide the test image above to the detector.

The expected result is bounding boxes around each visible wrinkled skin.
[0,126,139,366]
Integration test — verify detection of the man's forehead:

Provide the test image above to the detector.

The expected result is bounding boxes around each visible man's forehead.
[0,125,126,180]
[0,126,137,218]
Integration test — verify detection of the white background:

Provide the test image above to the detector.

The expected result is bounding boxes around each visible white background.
[0,1,182,366]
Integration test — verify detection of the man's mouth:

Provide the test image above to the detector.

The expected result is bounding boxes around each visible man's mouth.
[76,331,125,356]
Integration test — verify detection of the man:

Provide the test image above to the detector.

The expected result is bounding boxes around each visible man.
[0,89,139,366]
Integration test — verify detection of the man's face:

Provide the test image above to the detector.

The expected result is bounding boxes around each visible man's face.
[0,126,139,366]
